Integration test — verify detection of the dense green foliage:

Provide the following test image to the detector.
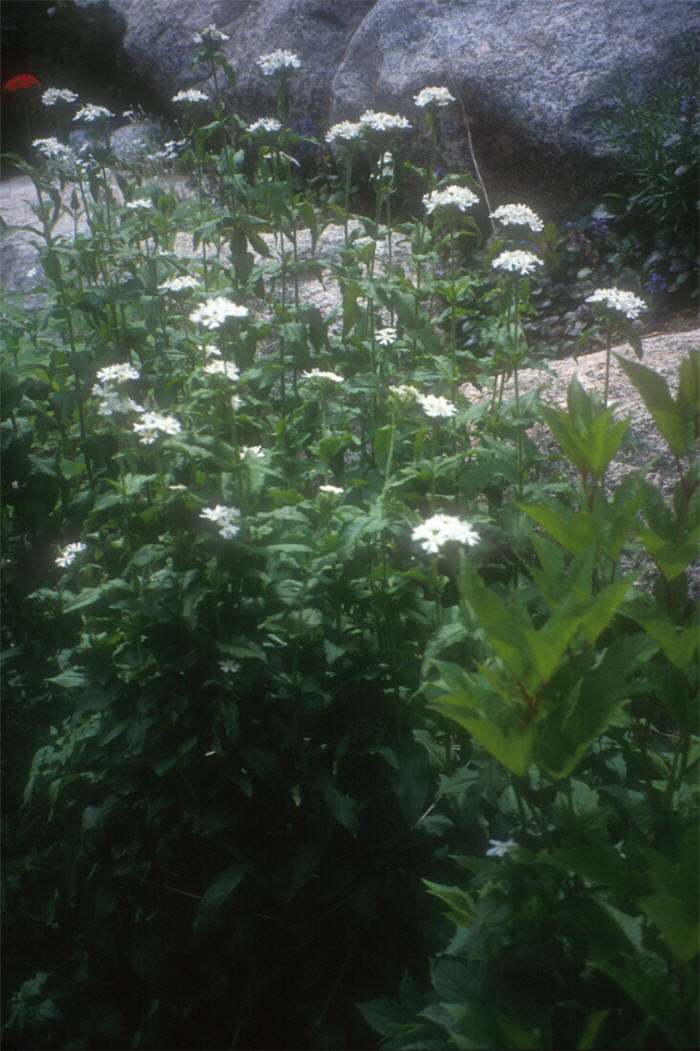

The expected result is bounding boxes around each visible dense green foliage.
[2,33,698,1050]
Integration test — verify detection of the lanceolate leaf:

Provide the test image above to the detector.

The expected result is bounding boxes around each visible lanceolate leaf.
[193,864,246,941]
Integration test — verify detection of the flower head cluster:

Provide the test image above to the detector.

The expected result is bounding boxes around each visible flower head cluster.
[241,445,264,459]
[3,75,41,93]
[412,513,480,555]
[32,137,80,172]
[585,288,646,319]
[219,658,241,674]
[390,383,420,401]
[375,326,397,346]
[200,504,241,539]
[190,297,249,329]
[416,393,457,419]
[491,203,543,232]
[73,103,114,123]
[301,369,344,384]
[132,411,182,445]
[125,198,154,212]
[360,109,411,133]
[413,85,455,109]
[92,362,143,417]
[203,359,240,381]
[55,541,87,568]
[325,120,363,145]
[318,483,344,495]
[485,838,518,858]
[248,117,282,133]
[146,138,185,165]
[42,87,78,106]
[96,363,140,385]
[492,249,542,276]
[172,88,209,104]
[193,24,230,45]
[158,274,200,293]
[257,50,301,76]
[423,185,478,214]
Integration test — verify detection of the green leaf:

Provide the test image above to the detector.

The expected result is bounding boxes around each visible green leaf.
[616,353,693,457]
[193,864,246,940]
[430,691,536,777]
[423,881,476,929]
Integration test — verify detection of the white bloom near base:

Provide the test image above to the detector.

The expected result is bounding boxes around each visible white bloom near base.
[416,393,457,419]
[125,199,154,211]
[257,50,301,75]
[318,484,344,495]
[73,103,113,122]
[158,275,200,293]
[492,249,542,275]
[412,513,480,555]
[375,326,397,346]
[172,89,209,104]
[586,288,646,319]
[193,24,229,44]
[132,411,182,445]
[486,838,518,858]
[301,369,344,384]
[190,297,249,329]
[248,117,282,133]
[413,85,455,109]
[325,120,363,144]
[491,203,543,232]
[359,110,411,133]
[423,185,478,214]
[203,359,240,380]
[200,504,241,539]
[96,363,140,385]
[55,541,88,568]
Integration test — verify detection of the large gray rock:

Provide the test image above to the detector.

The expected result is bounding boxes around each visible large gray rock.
[330,0,699,215]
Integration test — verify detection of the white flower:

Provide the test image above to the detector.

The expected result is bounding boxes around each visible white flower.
[73,103,113,122]
[200,504,241,539]
[416,393,457,419]
[301,369,344,384]
[219,659,241,674]
[158,274,200,293]
[231,394,243,411]
[390,383,419,400]
[257,49,301,76]
[486,838,518,858]
[132,411,182,444]
[423,185,478,214]
[190,297,249,329]
[93,388,144,417]
[125,199,154,211]
[412,513,480,555]
[318,484,343,495]
[491,203,543,232]
[172,88,210,104]
[95,362,140,385]
[413,85,455,109]
[248,117,282,133]
[193,24,229,44]
[55,541,87,568]
[42,87,78,106]
[375,326,397,346]
[241,444,264,458]
[203,359,240,380]
[32,138,78,171]
[325,120,363,144]
[492,249,543,276]
[586,288,646,320]
[360,109,411,133]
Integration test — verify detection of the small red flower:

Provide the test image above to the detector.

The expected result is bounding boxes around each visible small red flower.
[3,74,42,93]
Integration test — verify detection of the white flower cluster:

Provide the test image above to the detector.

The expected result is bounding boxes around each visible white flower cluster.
[193,24,230,44]
[42,87,78,106]
[203,359,240,381]
[241,445,264,458]
[416,393,457,419]
[200,504,241,539]
[586,288,646,319]
[325,120,363,145]
[491,203,543,232]
[73,103,114,123]
[301,369,344,384]
[423,185,478,214]
[132,411,182,445]
[492,249,542,276]
[359,109,411,133]
[125,198,154,211]
[257,49,301,76]
[32,137,80,173]
[375,326,397,346]
[92,362,143,417]
[411,513,480,555]
[318,484,343,495]
[172,88,209,104]
[55,541,87,568]
[158,274,200,293]
[190,297,249,329]
[248,117,282,133]
[413,85,455,109]
[146,138,185,165]
[390,383,420,401]
[219,658,241,674]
